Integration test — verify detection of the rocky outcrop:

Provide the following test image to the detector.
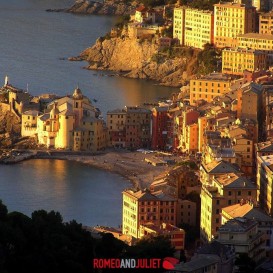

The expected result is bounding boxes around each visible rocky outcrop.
[79,35,197,87]
[0,104,21,148]
[47,0,138,15]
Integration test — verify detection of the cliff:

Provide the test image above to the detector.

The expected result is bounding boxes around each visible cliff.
[47,0,139,15]
[79,36,199,87]
[0,104,21,147]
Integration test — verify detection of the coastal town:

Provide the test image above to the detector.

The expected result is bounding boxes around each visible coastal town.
[3,0,273,272]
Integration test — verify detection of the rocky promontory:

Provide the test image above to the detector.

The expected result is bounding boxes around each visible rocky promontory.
[47,0,139,15]
[77,34,199,87]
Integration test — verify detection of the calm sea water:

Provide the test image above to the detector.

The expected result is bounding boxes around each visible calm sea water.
[0,159,131,227]
[0,0,178,115]
[0,0,177,226]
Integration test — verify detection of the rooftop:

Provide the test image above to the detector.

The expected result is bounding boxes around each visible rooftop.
[218,217,258,233]
[256,141,273,152]
[202,160,241,174]
[238,33,273,41]
[223,47,266,54]
[194,72,235,82]
[214,173,256,189]
[174,255,219,272]
[222,203,273,222]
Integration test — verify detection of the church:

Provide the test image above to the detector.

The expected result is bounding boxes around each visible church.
[21,87,108,151]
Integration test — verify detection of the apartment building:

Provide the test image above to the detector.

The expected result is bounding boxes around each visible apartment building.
[222,47,268,75]
[256,154,273,216]
[106,109,126,148]
[151,106,170,150]
[217,218,266,264]
[122,189,177,238]
[189,73,233,106]
[173,7,214,49]
[173,7,185,45]
[200,173,257,242]
[107,106,151,149]
[264,86,273,138]
[222,203,273,256]
[259,11,273,34]
[214,2,256,48]
[180,109,200,153]
[184,8,214,49]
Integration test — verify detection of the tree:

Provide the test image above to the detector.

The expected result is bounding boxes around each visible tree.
[235,253,256,273]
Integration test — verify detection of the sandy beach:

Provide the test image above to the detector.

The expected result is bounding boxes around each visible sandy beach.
[54,149,175,189]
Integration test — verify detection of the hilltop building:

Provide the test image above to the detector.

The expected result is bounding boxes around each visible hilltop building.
[173,7,214,49]
[213,2,256,48]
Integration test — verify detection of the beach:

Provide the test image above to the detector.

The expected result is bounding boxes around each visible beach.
[55,149,175,189]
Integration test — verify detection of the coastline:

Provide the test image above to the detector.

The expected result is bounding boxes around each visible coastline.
[33,149,172,189]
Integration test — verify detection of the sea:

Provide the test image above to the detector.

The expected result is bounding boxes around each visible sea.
[0,0,178,227]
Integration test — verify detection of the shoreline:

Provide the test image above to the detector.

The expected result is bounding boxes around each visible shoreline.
[4,149,173,189]
[35,150,172,190]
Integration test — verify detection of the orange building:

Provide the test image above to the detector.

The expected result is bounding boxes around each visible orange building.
[189,73,234,106]
[139,222,185,251]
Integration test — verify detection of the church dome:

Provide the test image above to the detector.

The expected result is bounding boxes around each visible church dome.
[73,87,83,100]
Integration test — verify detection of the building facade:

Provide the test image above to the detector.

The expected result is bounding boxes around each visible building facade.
[107,106,151,149]
[222,47,268,75]
[200,173,257,242]
[122,189,177,239]
[214,2,256,48]
[189,73,233,106]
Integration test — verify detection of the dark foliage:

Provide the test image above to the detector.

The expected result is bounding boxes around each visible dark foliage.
[0,201,176,273]
[0,208,95,273]
[235,253,256,273]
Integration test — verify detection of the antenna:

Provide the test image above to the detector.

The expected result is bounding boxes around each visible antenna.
[26,83,29,93]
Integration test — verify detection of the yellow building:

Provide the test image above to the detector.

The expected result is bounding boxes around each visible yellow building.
[173,7,185,45]
[259,11,273,35]
[214,2,256,48]
[173,7,214,49]
[232,134,254,174]
[222,47,268,75]
[184,8,214,49]
[33,87,108,151]
[21,110,40,137]
[256,154,273,216]
[200,173,257,242]
[237,33,273,52]
[198,116,208,152]
[189,73,233,106]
